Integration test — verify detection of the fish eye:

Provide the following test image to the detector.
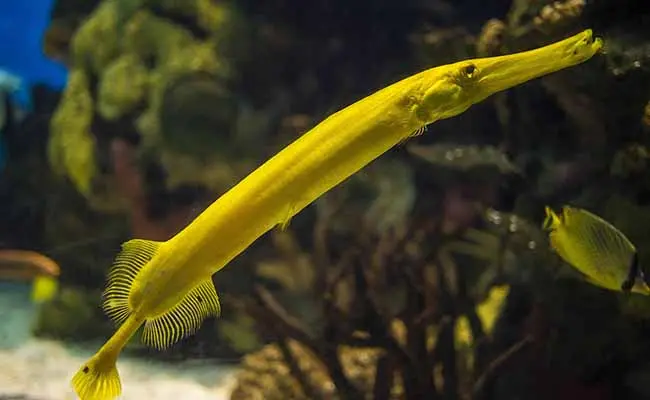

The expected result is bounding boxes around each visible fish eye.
[462,64,477,78]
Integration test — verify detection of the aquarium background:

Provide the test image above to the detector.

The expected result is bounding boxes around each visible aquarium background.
[1,0,650,399]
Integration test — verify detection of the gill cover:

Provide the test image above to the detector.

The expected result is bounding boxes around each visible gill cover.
[414,78,464,122]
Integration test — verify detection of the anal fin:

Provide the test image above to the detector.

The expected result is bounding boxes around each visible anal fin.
[103,239,162,326]
[142,278,221,350]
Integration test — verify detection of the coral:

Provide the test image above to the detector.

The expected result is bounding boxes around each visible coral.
[122,12,232,154]
[49,0,245,212]
[141,0,246,42]
[69,0,121,73]
[48,68,96,197]
[231,340,385,400]
[533,0,586,32]
[97,54,149,120]
[120,10,197,64]
[476,19,506,57]
[155,150,255,193]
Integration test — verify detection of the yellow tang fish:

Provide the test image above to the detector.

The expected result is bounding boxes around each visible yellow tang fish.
[543,205,650,295]
[72,30,603,400]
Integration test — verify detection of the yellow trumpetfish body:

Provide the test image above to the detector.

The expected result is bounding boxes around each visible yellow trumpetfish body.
[72,30,602,400]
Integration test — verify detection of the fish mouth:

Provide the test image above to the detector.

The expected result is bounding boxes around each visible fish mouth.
[475,29,603,95]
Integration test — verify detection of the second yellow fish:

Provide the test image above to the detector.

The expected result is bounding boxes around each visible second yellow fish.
[543,205,650,295]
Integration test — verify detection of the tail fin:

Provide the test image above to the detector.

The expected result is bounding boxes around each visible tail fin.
[71,355,121,400]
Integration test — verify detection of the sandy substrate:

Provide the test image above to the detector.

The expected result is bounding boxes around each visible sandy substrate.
[0,284,238,400]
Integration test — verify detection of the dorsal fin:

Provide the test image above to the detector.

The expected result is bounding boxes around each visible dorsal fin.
[103,239,162,325]
[141,277,221,349]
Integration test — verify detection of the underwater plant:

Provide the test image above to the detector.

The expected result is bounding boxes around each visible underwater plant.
[229,159,520,399]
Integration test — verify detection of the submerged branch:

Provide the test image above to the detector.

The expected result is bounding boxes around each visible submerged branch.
[472,336,534,400]
[252,285,363,400]
[277,339,324,400]
[253,285,317,346]
[372,354,396,400]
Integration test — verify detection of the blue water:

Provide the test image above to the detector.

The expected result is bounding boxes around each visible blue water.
[0,282,36,349]
[0,0,69,170]
[0,0,68,110]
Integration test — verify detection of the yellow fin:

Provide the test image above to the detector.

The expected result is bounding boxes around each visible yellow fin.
[542,206,560,230]
[71,354,121,400]
[103,239,162,326]
[142,278,221,350]
[31,275,58,303]
[279,204,295,230]
[410,125,427,138]
[397,125,427,146]
[583,273,616,291]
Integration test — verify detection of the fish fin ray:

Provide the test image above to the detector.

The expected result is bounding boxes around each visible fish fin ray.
[397,125,427,147]
[103,239,162,326]
[141,277,221,350]
[411,125,427,138]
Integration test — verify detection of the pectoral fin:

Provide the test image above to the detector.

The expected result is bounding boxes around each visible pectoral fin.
[142,278,221,350]
[103,239,162,325]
